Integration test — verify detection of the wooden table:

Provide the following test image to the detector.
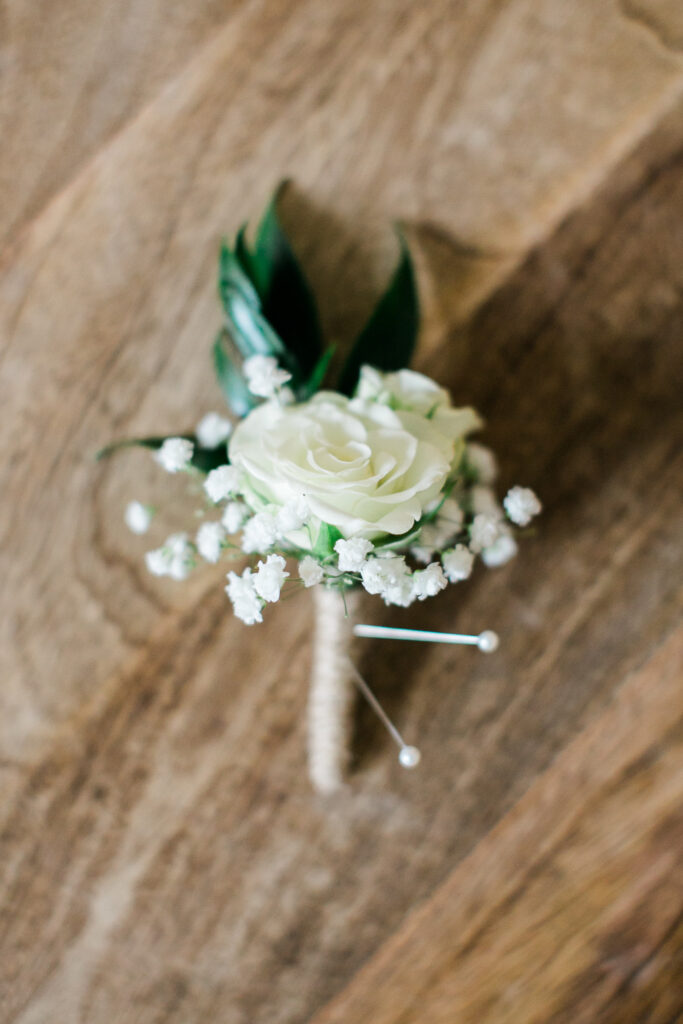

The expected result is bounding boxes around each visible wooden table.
[1,2,682,1021]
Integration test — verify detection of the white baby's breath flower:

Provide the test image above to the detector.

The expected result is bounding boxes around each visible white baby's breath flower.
[277,495,310,533]
[253,554,289,602]
[167,533,188,552]
[411,500,464,563]
[383,576,416,607]
[442,544,474,582]
[412,562,447,600]
[243,355,292,398]
[204,465,240,503]
[221,500,249,534]
[298,556,324,587]
[437,497,465,530]
[165,532,195,580]
[471,485,503,518]
[155,437,194,473]
[466,443,498,484]
[410,545,436,566]
[469,513,502,553]
[124,501,153,535]
[196,521,226,563]
[503,486,542,527]
[195,412,232,448]
[359,559,383,595]
[415,519,457,556]
[481,531,518,567]
[145,547,171,577]
[241,510,279,553]
[146,533,194,580]
[360,554,414,606]
[335,537,374,572]
[226,568,263,625]
[278,386,296,406]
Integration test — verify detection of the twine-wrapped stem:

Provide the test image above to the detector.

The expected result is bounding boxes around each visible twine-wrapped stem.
[308,586,359,793]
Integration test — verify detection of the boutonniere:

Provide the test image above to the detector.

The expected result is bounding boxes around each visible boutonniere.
[99,183,540,793]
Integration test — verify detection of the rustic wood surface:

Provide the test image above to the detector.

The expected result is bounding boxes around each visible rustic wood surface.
[1,2,682,1022]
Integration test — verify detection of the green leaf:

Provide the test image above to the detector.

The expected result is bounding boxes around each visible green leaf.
[219,240,260,311]
[251,181,324,377]
[300,345,335,398]
[190,444,233,475]
[213,329,257,417]
[373,523,423,552]
[96,435,228,474]
[234,224,257,282]
[226,290,289,361]
[312,522,343,560]
[218,241,294,371]
[338,229,419,396]
[96,436,173,461]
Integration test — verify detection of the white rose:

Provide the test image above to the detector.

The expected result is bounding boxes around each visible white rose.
[356,366,483,442]
[229,392,457,541]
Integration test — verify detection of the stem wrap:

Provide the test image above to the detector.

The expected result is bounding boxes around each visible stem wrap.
[308,587,359,793]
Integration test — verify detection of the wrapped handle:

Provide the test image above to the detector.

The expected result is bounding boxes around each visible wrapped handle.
[308,587,359,793]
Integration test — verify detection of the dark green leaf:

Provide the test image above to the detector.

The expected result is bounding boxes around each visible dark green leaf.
[300,345,335,398]
[312,522,344,560]
[96,434,228,474]
[190,444,233,474]
[218,241,293,371]
[213,329,256,417]
[338,229,419,395]
[96,436,175,461]
[373,523,423,552]
[218,240,260,310]
[225,290,289,361]
[234,224,257,283]
[252,181,324,377]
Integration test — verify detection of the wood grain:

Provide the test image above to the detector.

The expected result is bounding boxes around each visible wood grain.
[1,1,682,1021]
[313,629,683,1024]
[2,0,682,762]
[0,0,240,251]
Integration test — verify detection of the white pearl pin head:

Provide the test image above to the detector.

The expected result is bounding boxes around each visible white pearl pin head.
[477,630,499,653]
[354,623,500,651]
[398,745,421,769]
[350,627,500,777]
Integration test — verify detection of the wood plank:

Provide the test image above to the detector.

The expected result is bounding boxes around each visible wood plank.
[312,628,683,1024]
[0,0,243,251]
[1,83,682,1024]
[2,0,683,763]
[2,3,683,1021]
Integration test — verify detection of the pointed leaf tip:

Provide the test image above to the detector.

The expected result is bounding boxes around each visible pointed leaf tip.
[252,182,324,377]
[338,230,419,396]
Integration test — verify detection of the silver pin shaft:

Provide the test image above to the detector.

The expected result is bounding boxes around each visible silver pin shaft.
[347,661,421,768]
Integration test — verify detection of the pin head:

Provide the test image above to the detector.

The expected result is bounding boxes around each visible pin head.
[477,630,499,653]
[398,745,421,769]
